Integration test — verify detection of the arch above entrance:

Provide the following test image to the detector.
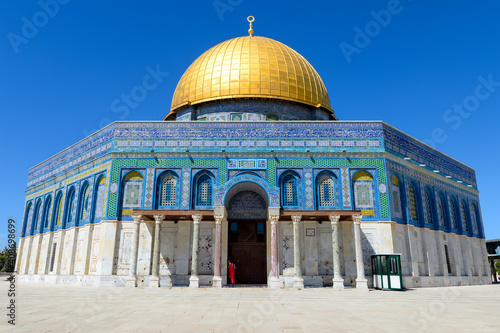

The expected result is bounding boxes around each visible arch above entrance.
[227,191,267,220]
[214,175,280,208]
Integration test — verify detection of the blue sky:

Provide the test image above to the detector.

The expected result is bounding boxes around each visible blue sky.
[1,0,499,249]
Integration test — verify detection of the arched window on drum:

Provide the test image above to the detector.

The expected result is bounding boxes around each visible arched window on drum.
[390,175,404,220]
[157,173,178,208]
[93,176,106,221]
[42,194,52,230]
[460,200,469,233]
[64,187,76,227]
[51,191,63,231]
[316,172,337,209]
[280,172,300,209]
[32,198,42,235]
[22,202,32,237]
[437,193,447,228]
[78,182,90,225]
[471,203,480,234]
[449,197,458,230]
[352,171,375,215]
[121,171,144,215]
[423,187,435,226]
[194,173,214,208]
[408,183,420,224]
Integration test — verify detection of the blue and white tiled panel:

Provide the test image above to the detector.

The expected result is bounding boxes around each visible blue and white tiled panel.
[29,121,387,183]
[114,138,382,151]
[387,161,478,203]
[27,142,113,187]
[28,130,114,183]
[383,126,476,187]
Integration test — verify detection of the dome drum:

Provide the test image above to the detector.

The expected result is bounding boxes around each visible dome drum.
[172,99,332,122]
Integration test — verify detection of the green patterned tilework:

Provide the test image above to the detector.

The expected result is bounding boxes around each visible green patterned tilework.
[107,157,388,218]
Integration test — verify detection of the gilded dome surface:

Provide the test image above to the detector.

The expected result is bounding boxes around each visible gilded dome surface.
[167,36,333,119]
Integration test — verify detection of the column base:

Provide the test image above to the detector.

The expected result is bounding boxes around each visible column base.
[268,276,281,289]
[189,275,199,288]
[293,276,304,290]
[160,276,173,288]
[355,277,368,291]
[332,277,344,291]
[149,276,159,288]
[125,276,136,288]
[213,276,222,288]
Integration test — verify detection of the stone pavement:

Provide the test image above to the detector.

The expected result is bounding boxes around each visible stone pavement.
[1,280,499,333]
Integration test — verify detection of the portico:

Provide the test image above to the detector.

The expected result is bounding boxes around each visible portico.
[130,208,367,290]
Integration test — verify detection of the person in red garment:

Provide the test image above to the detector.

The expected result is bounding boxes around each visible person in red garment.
[228,260,236,287]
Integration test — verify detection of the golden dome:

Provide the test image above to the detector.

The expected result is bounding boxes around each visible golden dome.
[167,36,333,119]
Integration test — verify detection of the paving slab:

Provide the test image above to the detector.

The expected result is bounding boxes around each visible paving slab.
[0,280,499,332]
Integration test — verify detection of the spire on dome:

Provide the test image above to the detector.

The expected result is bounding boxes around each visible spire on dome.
[247,16,254,36]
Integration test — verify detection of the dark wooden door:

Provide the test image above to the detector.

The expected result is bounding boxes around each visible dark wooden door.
[228,220,267,284]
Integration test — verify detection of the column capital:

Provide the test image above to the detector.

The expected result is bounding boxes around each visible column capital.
[131,215,142,224]
[291,215,302,224]
[214,215,224,225]
[153,215,165,224]
[192,214,202,224]
[329,215,341,224]
[268,215,279,225]
[352,215,363,224]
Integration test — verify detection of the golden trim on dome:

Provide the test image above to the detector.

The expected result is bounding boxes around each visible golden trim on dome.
[167,36,333,119]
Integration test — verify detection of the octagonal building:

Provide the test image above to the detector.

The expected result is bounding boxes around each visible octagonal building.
[16,29,490,289]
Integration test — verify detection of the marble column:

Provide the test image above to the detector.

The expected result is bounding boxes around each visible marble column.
[150,215,164,287]
[16,237,25,274]
[189,214,202,288]
[268,214,281,288]
[55,229,66,275]
[292,215,304,289]
[329,215,344,290]
[127,214,142,287]
[489,258,495,282]
[353,215,368,290]
[213,215,223,288]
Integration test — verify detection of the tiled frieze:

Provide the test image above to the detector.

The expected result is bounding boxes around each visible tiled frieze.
[28,135,114,184]
[386,160,479,202]
[28,121,387,185]
[28,122,477,195]
[383,125,476,186]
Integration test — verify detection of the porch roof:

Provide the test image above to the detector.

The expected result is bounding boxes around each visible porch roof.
[132,209,362,222]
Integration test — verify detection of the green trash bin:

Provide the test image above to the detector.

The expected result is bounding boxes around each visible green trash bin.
[371,254,403,290]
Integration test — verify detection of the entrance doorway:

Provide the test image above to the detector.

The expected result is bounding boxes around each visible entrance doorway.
[226,190,268,285]
[228,220,267,284]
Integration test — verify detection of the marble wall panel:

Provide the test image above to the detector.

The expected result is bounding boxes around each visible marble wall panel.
[160,228,177,276]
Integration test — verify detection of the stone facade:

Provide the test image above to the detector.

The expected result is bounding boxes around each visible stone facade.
[15,32,490,290]
[16,120,490,289]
